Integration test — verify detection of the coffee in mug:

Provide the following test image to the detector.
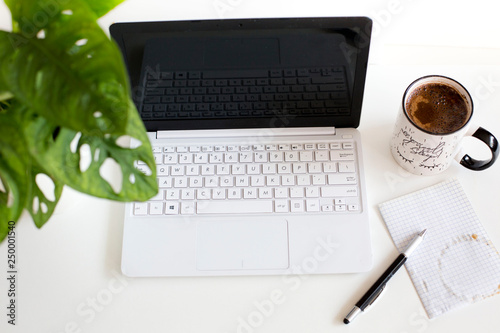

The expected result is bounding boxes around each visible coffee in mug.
[390,75,498,175]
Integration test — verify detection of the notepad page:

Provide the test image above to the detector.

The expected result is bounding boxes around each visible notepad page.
[379,178,500,319]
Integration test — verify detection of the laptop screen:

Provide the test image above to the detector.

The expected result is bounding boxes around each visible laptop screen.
[110,17,372,131]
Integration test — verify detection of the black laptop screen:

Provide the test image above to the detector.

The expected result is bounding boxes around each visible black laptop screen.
[110,17,372,131]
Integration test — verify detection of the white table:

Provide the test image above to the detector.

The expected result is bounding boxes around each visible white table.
[1,1,499,332]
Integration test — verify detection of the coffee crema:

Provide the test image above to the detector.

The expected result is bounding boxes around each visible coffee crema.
[405,83,470,134]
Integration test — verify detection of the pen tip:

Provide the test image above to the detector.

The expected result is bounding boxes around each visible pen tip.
[419,229,428,237]
[343,318,350,325]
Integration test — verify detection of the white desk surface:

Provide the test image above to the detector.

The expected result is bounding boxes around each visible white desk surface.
[1,1,499,332]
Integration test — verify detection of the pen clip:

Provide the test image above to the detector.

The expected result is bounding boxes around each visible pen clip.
[366,284,386,309]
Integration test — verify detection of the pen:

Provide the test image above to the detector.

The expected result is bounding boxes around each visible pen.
[343,229,428,324]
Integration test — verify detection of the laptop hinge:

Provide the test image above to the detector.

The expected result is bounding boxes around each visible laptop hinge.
[155,127,336,139]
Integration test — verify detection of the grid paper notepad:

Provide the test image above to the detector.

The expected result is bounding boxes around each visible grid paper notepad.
[379,178,500,319]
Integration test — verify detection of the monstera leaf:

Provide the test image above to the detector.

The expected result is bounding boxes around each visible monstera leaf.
[0,0,158,242]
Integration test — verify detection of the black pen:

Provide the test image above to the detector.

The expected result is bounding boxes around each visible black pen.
[343,229,428,324]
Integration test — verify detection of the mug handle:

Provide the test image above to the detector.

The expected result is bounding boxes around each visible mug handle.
[459,127,499,171]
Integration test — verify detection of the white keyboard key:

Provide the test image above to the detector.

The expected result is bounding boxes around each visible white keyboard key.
[315,151,329,161]
[173,177,188,188]
[306,199,320,212]
[197,189,211,200]
[263,164,277,174]
[266,175,280,186]
[186,165,199,176]
[270,151,284,162]
[216,165,230,175]
[308,163,322,173]
[291,144,303,150]
[290,187,304,198]
[197,200,273,214]
[312,174,326,185]
[181,189,195,200]
[258,188,273,199]
[290,200,305,212]
[338,162,356,173]
[232,165,245,175]
[278,144,290,151]
[163,146,175,153]
[348,204,360,211]
[224,152,238,163]
[304,143,315,150]
[228,188,242,199]
[205,177,218,187]
[243,188,257,199]
[253,144,265,151]
[201,145,213,152]
[149,202,163,215]
[176,146,188,153]
[277,163,291,174]
[331,150,355,161]
[335,204,346,212]
[152,147,162,153]
[328,174,357,185]
[297,175,311,186]
[179,153,193,164]
[158,177,172,188]
[201,164,215,175]
[214,145,226,152]
[251,175,265,187]
[305,186,319,198]
[180,202,195,215]
[299,151,313,162]
[189,146,201,152]
[275,200,289,212]
[171,165,184,176]
[330,143,341,149]
[343,142,354,149]
[165,189,180,200]
[321,186,358,197]
[281,175,295,186]
[189,176,203,188]
[275,188,288,198]
[284,151,299,162]
[317,143,328,150]
[239,152,253,163]
[164,202,179,215]
[213,189,226,199]
[292,163,307,174]
[194,153,208,164]
[247,164,260,175]
[335,199,346,205]
[254,152,268,162]
[157,166,169,176]
[220,176,234,187]
[321,204,333,212]
[133,202,148,215]
[323,162,337,173]
[235,176,249,187]
[164,154,177,164]
[209,152,223,163]
[266,144,277,151]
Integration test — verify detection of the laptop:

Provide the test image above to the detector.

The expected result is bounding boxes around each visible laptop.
[110,17,373,277]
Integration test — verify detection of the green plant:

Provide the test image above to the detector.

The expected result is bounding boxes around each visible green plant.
[0,0,158,242]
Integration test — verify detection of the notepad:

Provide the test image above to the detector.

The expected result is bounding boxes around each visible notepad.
[379,178,500,319]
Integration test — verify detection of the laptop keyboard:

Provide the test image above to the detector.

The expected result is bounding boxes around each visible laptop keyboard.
[141,67,350,120]
[133,141,361,216]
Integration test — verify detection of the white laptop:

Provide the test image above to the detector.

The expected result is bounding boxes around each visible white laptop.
[110,17,373,277]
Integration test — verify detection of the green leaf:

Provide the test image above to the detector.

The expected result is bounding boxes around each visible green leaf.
[23,102,158,202]
[83,0,126,18]
[0,0,131,136]
[0,109,30,242]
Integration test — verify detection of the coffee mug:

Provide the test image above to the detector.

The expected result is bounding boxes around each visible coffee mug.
[390,75,499,175]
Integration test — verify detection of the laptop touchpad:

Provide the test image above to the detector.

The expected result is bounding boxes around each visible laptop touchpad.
[196,219,289,271]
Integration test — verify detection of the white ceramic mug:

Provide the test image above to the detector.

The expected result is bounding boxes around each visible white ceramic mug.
[390,75,498,175]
